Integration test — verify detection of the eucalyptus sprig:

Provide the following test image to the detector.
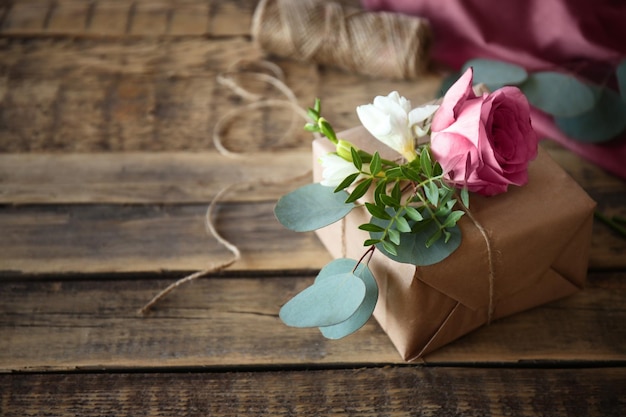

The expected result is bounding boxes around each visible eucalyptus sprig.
[273,98,469,339]
[299,99,467,259]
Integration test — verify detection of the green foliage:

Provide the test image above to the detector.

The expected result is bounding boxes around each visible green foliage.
[521,71,595,117]
[555,86,626,143]
[275,99,474,339]
[461,58,528,90]
[439,59,626,143]
[274,183,354,232]
[279,258,378,338]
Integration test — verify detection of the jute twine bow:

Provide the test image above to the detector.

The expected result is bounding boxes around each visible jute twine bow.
[251,0,432,80]
[139,59,314,315]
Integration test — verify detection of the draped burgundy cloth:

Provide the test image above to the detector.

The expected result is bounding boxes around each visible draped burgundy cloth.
[361,0,626,179]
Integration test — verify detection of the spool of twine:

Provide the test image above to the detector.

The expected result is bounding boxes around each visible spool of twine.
[251,0,432,80]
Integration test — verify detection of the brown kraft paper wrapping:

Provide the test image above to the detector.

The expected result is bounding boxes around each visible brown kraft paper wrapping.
[312,126,596,361]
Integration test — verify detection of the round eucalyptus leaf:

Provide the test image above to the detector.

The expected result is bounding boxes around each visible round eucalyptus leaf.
[370,212,462,266]
[318,260,378,339]
[462,58,528,90]
[616,59,626,102]
[555,86,626,143]
[279,271,366,328]
[274,183,354,232]
[520,72,595,117]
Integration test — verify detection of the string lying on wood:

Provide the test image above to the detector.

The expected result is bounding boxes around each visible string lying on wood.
[139,59,314,314]
[251,0,432,80]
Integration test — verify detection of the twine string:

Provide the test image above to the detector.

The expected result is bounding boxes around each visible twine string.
[139,60,313,314]
[459,201,496,324]
[251,0,431,80]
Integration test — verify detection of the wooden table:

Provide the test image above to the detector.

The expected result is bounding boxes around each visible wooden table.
[1,1,625,415]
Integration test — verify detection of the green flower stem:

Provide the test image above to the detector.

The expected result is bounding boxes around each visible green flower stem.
[412,176,447,230]
[594,210,626,238]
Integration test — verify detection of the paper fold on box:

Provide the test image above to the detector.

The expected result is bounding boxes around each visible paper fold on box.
[312,126,596,361]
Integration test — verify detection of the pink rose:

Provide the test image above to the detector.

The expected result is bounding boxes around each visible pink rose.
[430,68,538,196]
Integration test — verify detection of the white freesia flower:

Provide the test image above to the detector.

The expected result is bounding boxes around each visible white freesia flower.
[319,153,363,188]
[410,104,440,138]
[356,92,439,161]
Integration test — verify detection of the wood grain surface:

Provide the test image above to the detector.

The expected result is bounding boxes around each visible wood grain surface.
[1,0,625,415]
[2,368,624,417]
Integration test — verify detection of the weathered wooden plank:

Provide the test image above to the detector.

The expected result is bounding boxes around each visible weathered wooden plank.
[0,0,256,37]
[0,37,326,152]
[0,272,624,372]
[0,203,332,275]
[0,151,312,204]
[0,196,624,276]
[1,367,624,417]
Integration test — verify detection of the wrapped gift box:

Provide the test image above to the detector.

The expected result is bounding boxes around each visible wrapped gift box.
[312,126,596,361]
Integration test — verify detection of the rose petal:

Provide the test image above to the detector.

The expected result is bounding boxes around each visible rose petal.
[431,67,476,132]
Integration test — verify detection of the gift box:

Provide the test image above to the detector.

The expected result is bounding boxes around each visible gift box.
[312,126,596,361]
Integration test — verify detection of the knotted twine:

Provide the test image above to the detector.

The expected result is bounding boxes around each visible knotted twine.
[251,0,432,80]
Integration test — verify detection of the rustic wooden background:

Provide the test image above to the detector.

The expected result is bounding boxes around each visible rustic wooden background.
[1,0,625,415]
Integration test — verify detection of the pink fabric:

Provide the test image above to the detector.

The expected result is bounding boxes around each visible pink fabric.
[361,0,626,180]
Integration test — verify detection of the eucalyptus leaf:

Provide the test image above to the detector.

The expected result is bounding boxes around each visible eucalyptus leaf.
[319,260,378,339]
[555,86,626,143]
[520,72,595,117]
[371,211,462,266]
[279,262,366,328]
[437,71,461,97]
[462,58,528,90]
[617,59,626,102]
[274,183,354,232]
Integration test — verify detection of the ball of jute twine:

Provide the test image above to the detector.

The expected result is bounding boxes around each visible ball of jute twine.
[251,0,432,80]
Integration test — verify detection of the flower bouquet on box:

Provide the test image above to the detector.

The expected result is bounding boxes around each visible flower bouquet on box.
[274,68,595,360]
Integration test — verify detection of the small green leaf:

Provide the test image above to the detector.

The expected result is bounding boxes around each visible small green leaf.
[521,72,595,117]
[419,149,433,177]
[385,167,404,179]
[364,238,381,247]
[462,58,528,90]
[460,187,470,208]
[555,86,626,143]
[424,182,439,206]
[404,206,423,222]
[351,147,362,171]
[443,210,465,228]
[401,166,422,182]
[304,123,318,132]
[395,215,412,233]
[275,183,354,232]
[358,223,385,233]
[279,268,366,328]
[370,210,462,265]
[319,259,378,339]
[370,152,382,176]
[373,180,388,207]
[313,98,321,114]
[391,182,401,202]
[333,172,360,192]
[381,240,398,256]
[365,202,391,220]
[379,193,400,208]
[319,118,337,141]
[307,107,320,121]
[345,178,372,203]
[388,228,401,245]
